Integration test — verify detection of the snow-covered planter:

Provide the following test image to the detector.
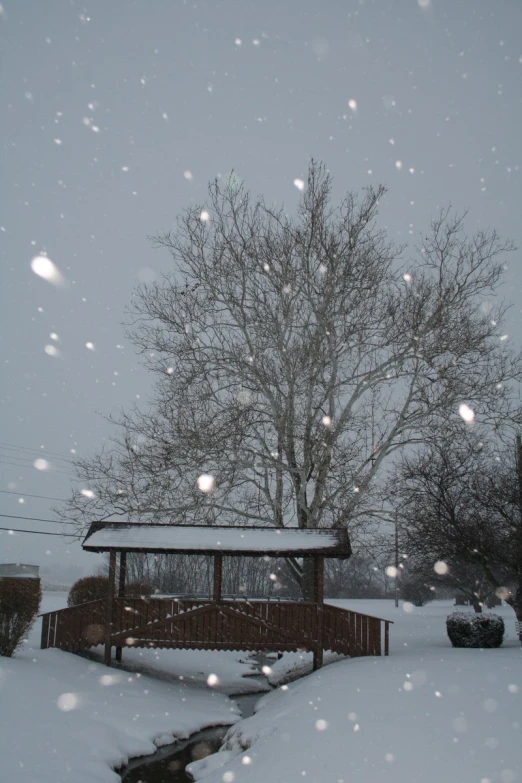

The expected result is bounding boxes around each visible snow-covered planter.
[446,611,504,648]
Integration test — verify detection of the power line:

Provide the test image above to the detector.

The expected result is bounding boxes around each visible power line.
[0,513,69,524]
[0,526,77,538]
[0,441,76,464]
[0,489,68,502]
[0,458,75,477]
[0,451,74,469]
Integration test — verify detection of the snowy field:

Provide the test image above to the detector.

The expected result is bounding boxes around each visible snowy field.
[1,595,520,783]
[190,599,522,783]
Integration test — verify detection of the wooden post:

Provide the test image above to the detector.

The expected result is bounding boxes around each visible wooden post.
[384,621,390,656]
[313,555,324,670]
[213,553,223,602]
[115,551,127,663]
[104,550,117,666]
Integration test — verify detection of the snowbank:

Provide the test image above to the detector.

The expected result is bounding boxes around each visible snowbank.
[0,593,261,782]
[191,600,522,783]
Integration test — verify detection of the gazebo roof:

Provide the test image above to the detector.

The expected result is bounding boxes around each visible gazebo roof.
[82,522,351,558]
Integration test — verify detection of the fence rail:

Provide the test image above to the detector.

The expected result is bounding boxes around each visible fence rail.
[41,597,392,660]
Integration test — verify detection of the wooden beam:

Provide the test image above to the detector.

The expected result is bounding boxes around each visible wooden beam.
[115,551,127,663]
[104,550,116,666]
[213,553,223,601]
[313,556,324,670]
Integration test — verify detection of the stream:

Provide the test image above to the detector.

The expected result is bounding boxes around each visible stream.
[121,674,268,783]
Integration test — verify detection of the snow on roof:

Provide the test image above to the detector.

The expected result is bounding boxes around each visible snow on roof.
[82,523,351,557]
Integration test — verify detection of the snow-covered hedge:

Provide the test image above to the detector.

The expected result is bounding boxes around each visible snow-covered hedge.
[446,611,504,648]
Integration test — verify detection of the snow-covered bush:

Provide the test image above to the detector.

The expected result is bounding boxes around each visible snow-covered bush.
[401,578,434,607]
[446,611,504,648]
[0,577,42,657]
[68,576,151,606]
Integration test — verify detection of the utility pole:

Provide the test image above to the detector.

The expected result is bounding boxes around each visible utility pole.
[515,435,522,643]
[394,514,399,608]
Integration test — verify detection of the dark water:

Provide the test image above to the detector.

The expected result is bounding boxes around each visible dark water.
[121,685,266,782]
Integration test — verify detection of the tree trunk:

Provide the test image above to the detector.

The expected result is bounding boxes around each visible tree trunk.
[301,558,316,601]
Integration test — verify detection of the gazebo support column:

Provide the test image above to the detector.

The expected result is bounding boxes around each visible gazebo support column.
[115,551,126,663]
[312,555,324,671]
[104,550,117,666]
[213,553,223,601]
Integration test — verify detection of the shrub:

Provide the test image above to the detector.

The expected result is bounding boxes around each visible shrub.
[68,575,110,607]
[68,575,152,606]
[446,611,504,648]
[0,577,42,657]
[401,579,434,607]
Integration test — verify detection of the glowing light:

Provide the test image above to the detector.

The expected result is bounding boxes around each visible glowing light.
[458,403,475,423]
[207,673,219,686]
[34,458,50,471]
[197,474,215,493]
[293,178,305,191]
[30,255,65,286]
[434,560,448,575]
[348,99,358,111]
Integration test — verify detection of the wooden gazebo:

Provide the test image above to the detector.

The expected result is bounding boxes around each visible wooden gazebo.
[40,523,391,669]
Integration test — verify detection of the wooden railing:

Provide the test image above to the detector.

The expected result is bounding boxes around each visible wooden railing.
[41,598,392,659]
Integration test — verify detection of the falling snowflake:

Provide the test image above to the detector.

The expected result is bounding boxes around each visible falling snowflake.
[348,99,358,111]
[434,561,448,575]
[293,178,305,191]
[85,341,95,351]
[197,474,215,493]
[200,210,210,222]
[207,673,219,686]
[385,566,398,578]
[458,403,475,423]
[184,170,193,181]
[31,255,65,286]
[34,459,50,471]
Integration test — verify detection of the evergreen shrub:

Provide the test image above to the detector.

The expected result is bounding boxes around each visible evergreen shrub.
[0,577,42,657]
[446,611,504,648]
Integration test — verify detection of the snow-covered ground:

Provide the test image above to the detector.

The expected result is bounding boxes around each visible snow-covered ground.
[189,599,522,783]
[0,593,263,783]
[2,596,521,783]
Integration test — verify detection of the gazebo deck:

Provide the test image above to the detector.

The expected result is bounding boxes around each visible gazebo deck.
[41,595,391,659]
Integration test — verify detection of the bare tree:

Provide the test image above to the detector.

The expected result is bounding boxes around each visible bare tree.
[59,161,521,597]
[392,432,522,636]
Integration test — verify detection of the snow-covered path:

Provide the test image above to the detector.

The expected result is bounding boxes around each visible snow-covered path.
[190,600,522,783]
[0,593,263,783]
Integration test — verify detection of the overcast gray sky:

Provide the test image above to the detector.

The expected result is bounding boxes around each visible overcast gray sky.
[1,0,521,577]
